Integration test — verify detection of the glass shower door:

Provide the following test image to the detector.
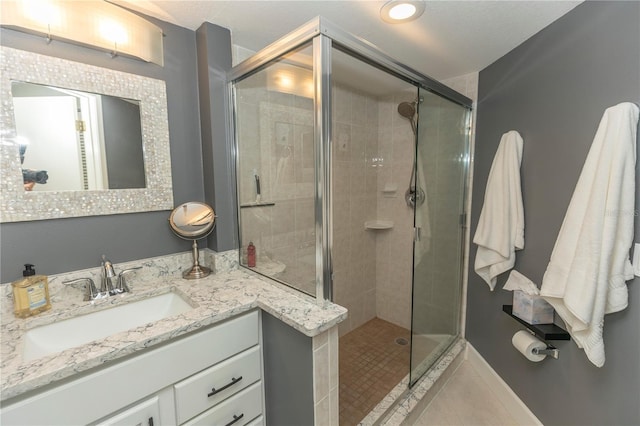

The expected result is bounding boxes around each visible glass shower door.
[409,88,470,386]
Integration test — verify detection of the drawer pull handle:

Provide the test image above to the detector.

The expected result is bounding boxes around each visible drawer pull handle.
[225,413,244,426]
[207,376,243,397]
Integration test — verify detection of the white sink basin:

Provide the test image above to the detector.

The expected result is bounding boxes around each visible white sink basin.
[23,292,193,361]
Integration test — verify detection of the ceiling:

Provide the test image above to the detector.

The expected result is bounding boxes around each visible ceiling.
[119,0,582,81]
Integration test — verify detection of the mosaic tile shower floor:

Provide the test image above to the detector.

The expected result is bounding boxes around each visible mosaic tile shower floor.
[339,318,410,426]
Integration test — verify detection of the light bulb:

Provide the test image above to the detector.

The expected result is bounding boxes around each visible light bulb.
[380,1,425,23]
[389,3,416,20]
[22,0,61,29]
[99,18,128,45]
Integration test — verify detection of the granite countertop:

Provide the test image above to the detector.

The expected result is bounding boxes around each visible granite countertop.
[0,250,347,402]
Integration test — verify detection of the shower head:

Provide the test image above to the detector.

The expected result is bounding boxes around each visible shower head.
[398,100,417,136]
[397,101,416,119]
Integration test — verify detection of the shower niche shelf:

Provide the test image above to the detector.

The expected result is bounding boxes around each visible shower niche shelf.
[502,305,570,341]
[364,220,394,230]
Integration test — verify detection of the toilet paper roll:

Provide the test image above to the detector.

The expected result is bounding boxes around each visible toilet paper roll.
[512,330,547,362]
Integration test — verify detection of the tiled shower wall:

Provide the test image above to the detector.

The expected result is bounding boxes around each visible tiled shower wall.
[332,83,380,335]
[365,80,475,336]
[373,91,417,331]
[332,85,441,336]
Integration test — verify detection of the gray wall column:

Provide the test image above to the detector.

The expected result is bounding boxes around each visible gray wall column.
[196,23,238,252]
[468,2,640,425]
[261,312,314,426]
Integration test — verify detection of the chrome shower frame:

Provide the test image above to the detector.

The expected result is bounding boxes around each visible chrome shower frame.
[227,16,473,305]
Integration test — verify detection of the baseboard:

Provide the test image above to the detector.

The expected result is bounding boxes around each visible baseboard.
[465,344,543,426]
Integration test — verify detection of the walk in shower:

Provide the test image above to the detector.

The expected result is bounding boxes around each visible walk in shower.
[230,18,471,425]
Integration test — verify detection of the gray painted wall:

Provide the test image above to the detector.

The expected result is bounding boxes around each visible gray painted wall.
[196,23,238,252]
[261,312,314,426]
[0,13,205,283]
[468,2,640,425]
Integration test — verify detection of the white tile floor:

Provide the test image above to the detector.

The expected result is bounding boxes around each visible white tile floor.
[413,361,518,426]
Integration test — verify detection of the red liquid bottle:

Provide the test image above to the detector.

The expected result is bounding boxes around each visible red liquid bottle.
[247,242,256,267]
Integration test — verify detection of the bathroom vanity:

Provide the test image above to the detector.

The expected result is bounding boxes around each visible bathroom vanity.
[3,312,262,425]
[0,251,346,426]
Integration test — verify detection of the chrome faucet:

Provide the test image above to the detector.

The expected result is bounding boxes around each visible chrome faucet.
[64,256,141,301]
[101,255,141,295]
[101,255,117,294]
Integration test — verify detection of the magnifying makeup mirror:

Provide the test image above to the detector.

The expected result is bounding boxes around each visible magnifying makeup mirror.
[169,202,216,279]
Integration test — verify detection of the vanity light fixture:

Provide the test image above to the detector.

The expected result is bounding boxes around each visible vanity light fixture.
[380,0,426,24]
[0,0,164,65]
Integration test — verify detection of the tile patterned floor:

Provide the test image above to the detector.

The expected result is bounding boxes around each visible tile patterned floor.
[339,318,411,426]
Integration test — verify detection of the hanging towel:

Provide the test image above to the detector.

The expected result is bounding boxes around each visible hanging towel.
[540,102,639,367]
[473,130,525,290]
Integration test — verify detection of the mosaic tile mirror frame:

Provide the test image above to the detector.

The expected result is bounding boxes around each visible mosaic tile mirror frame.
[0,46,173,222]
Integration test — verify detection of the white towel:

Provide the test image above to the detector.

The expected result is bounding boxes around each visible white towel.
[474,131,525,290]
[540,102,639,367]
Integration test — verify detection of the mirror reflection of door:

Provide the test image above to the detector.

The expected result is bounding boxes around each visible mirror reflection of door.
[14,94,91,192]
[11,81,145,192]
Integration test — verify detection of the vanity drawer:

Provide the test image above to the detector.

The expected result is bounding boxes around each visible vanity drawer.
[175,346,262,424]
[95,395,161,426]
[181,382,262,426]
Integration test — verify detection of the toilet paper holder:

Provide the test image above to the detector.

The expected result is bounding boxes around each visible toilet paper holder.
[532,346,559,359]
[524,329,560,359]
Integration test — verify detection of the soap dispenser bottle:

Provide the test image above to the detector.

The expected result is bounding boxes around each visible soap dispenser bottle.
[12,264,51,318]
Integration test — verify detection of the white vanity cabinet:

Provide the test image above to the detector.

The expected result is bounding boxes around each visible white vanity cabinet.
[1,311,264,426]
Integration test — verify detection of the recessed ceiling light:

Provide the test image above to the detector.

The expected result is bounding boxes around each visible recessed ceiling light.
[380,0,425,24]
